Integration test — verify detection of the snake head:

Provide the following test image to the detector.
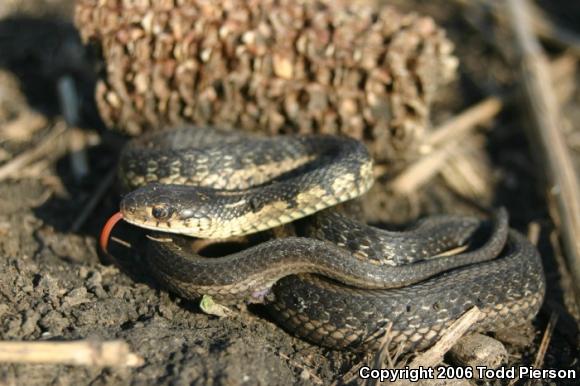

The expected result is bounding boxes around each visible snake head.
[120,183,218,237]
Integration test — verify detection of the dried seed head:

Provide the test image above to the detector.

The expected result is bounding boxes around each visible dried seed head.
[75,0,457,163]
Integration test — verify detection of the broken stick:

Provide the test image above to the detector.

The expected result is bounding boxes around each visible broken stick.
[506,0,580,298]
[0,339,143,367]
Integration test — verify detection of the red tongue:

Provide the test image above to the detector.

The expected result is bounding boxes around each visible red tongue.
[99,211,124,256]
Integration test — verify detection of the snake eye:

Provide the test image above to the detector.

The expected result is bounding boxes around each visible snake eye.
[151,205,173,220]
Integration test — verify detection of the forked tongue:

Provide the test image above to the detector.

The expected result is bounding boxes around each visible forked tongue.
[99,212,124,256]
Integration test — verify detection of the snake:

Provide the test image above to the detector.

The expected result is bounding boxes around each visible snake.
[107,126,546,351]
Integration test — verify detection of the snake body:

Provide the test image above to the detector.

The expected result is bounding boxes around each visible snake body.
[118,127,545,351]
[271,230,544,351]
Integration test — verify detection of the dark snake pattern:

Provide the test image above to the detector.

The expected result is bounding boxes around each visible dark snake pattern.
[116,127,546,350]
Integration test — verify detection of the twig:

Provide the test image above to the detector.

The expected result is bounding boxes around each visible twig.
[392,307,483,386]
[110,236,132,249]
[439,138,491,199]
[533,312,558,370]
[421,98,502,151]
[335,325,402,386]
[507,0,580,298]
[527,221,541,246]
[0,339,143,367]
[392,98,503,194]
[389,54,575,195]
[0,111,47,143]
[549,53,578,104]
[70,168,117,232]
[508,312,558,386]
[335,361,366,386]
[408,307,483,369]
[366,324,398,386]
[390,139,461,195]
[549,230,580,324]
[0,124,67,181]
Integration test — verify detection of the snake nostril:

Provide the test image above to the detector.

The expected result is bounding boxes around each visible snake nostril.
[124,205,136,215]
[125,204,136,214]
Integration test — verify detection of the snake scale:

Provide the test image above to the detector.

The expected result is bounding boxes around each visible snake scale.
[113,126,545,351]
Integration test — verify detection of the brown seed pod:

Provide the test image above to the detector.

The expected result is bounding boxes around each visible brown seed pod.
[74,0,457,163]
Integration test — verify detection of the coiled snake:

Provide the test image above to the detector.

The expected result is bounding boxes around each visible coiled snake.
[105,127,545,351]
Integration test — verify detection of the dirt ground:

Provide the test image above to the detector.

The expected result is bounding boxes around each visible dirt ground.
[0,1,579,385]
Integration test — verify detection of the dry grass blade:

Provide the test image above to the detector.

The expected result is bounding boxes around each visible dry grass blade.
[0,124,67,181]
[422,98,502,151]
[0,111,47,143]
[527,221,541,246]
[389,53,575,195]
[334,362,366,386]
[334,324,402,386]
[0,339,143,367]
[391,307,483,386]
[408,307,482,369]
[549,230,580,325]
[507,0,580,299]
[365,323,403,386]
[508,312,558,386]
[390,139,459,195]
[532,312,559,370]
[110,236,132,249]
